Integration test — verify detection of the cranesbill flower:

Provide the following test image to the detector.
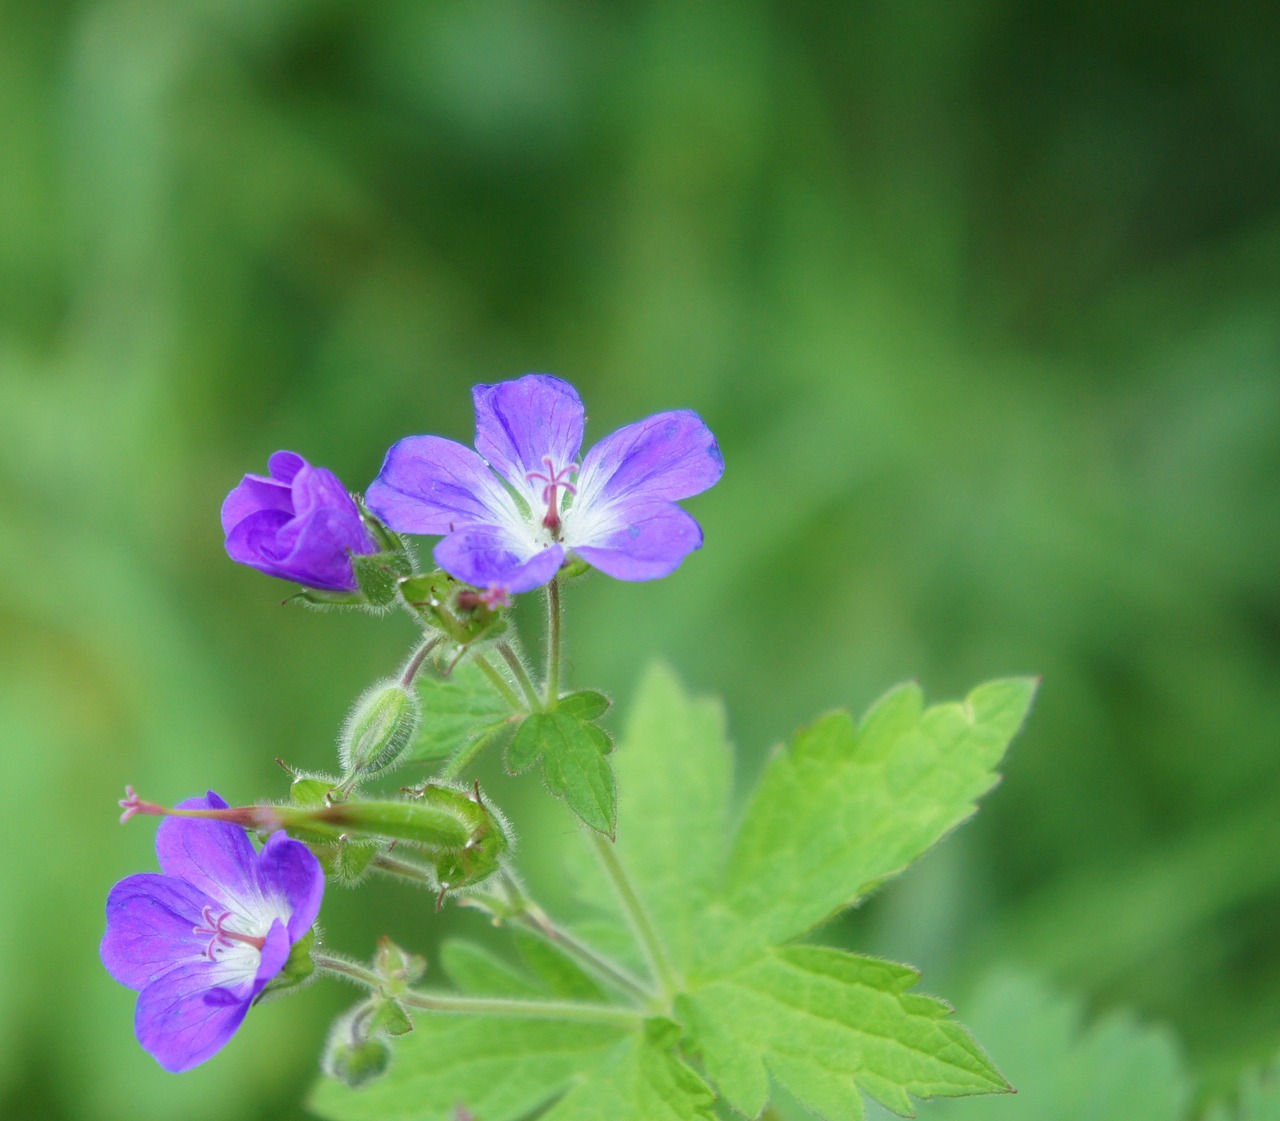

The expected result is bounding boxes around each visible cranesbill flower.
[223,451,379,592]
[100,792,324,1072]
[365,374,723,594]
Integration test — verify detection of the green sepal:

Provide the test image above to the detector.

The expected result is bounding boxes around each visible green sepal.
[506,711,616,836]
[373,936,427,991]
[352,549,413,609]
[283,588,366,609]
[261,929,316,998]
[398,571,508,645]
[312,835,380,885]
[291,773,339,805]
[556,690,611,722]
[366,998,413,1038]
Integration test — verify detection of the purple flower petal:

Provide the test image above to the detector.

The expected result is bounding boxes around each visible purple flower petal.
[132,920,289,1073]
[366,435,519,535]
[575,410,723,511]
[571,501,704,581]
[134,962,256,1072]
[256,833,324,943]
[220,474,293,537]
[267,451,306,482]
[276,507,370,592]
[156,793,260,909]
[434,527,564,594]
[101,873,216,990]
[473,375,585,500]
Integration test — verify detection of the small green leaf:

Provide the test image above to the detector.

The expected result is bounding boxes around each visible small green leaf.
[506,711,617,836]
[539,1029,716,1121]
[409,660,512,763]
[557,690,612,722]
[681,946,1008,1120]
[309,1016,627,1121]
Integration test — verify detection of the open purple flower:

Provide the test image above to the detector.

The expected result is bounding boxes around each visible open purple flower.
[222,451,379,592]
[365,374,723,593]
[100,792,324,1072]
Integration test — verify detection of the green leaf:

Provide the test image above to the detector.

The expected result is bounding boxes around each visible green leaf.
[439,939,543,998]
[557,690,612,722]
[309,1015,626,1121]
[681,947,1008,1120]
[408,660,512,763]
[712,677,1037,968]
[507,711,616,836]
[540,1023,716,1121]
[512,928,607,1002]
[894,971,1190,1121]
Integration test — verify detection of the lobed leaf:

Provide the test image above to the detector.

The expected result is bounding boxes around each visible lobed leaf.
[408,660,512,763]
[680,947,1008,1120]
[709,677,1038,970]
[507,711,616,836]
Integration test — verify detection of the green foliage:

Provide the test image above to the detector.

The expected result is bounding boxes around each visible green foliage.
[507,710,616,837]
[313,666,1034,1121]
[409,661,512,764]
[1205,1057,1280,1121]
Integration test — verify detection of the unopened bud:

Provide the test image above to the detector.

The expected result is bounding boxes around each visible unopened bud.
[324,1011,392,1088]
[339,680,420,779]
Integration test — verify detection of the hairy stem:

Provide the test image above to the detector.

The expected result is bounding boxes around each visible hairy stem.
[472,652,524,711]
[590,833,681,1001]
[496,641,542,710]
[545,577,562,707]
[400,634,442,688]
[315,953,640,1027]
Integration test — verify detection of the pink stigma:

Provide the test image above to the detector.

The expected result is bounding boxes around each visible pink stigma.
[193,906,266,959]
[525,456,578,533]
[118,786,165,825]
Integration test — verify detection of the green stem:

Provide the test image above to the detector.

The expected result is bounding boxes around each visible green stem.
[511,900,655,1006]
[400,634,442,688]
[590,833,681,1000]
[496,641,542,711]
[315,953,640,1028]
[473,653,524,711]
[545,577,562,708]
[436,729,502,782]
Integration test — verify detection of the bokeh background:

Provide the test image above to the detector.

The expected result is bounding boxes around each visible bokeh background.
[2,1,1278,1118]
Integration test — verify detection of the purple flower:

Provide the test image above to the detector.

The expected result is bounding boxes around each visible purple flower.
[100,792,324,1072]
[222,451,379,592]
[365,375,723,593]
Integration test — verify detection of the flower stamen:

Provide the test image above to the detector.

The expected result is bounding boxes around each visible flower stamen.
[193,906,266,959]
[525,456,579,535]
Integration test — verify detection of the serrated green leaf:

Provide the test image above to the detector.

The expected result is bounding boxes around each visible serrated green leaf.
[507,711,617,836]
[309,1015,626,1121]
[539,1027,717,1121]
[513,928,607,1002]
[1205,1056,1280,1121]
[558,689,612,722]
[408,660,512,763]
[439,939,542,998]
[713,677,1037,968]
[894,972,1189,1121]
[681,946,1008,1120]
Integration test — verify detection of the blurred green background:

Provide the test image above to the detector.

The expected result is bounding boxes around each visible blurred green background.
[2,1,1278,1118]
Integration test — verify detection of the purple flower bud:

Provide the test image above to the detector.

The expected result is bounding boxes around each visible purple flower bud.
[100,792,325,1072]
[365,375,724,594]
[222,451,379,592]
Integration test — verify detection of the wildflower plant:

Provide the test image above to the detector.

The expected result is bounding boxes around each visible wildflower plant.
[102,373,1037,1120]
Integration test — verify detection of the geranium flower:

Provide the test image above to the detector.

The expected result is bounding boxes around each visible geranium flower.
[100,792,324,1072]
[365,374,723,594]
[222,452,379,592]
